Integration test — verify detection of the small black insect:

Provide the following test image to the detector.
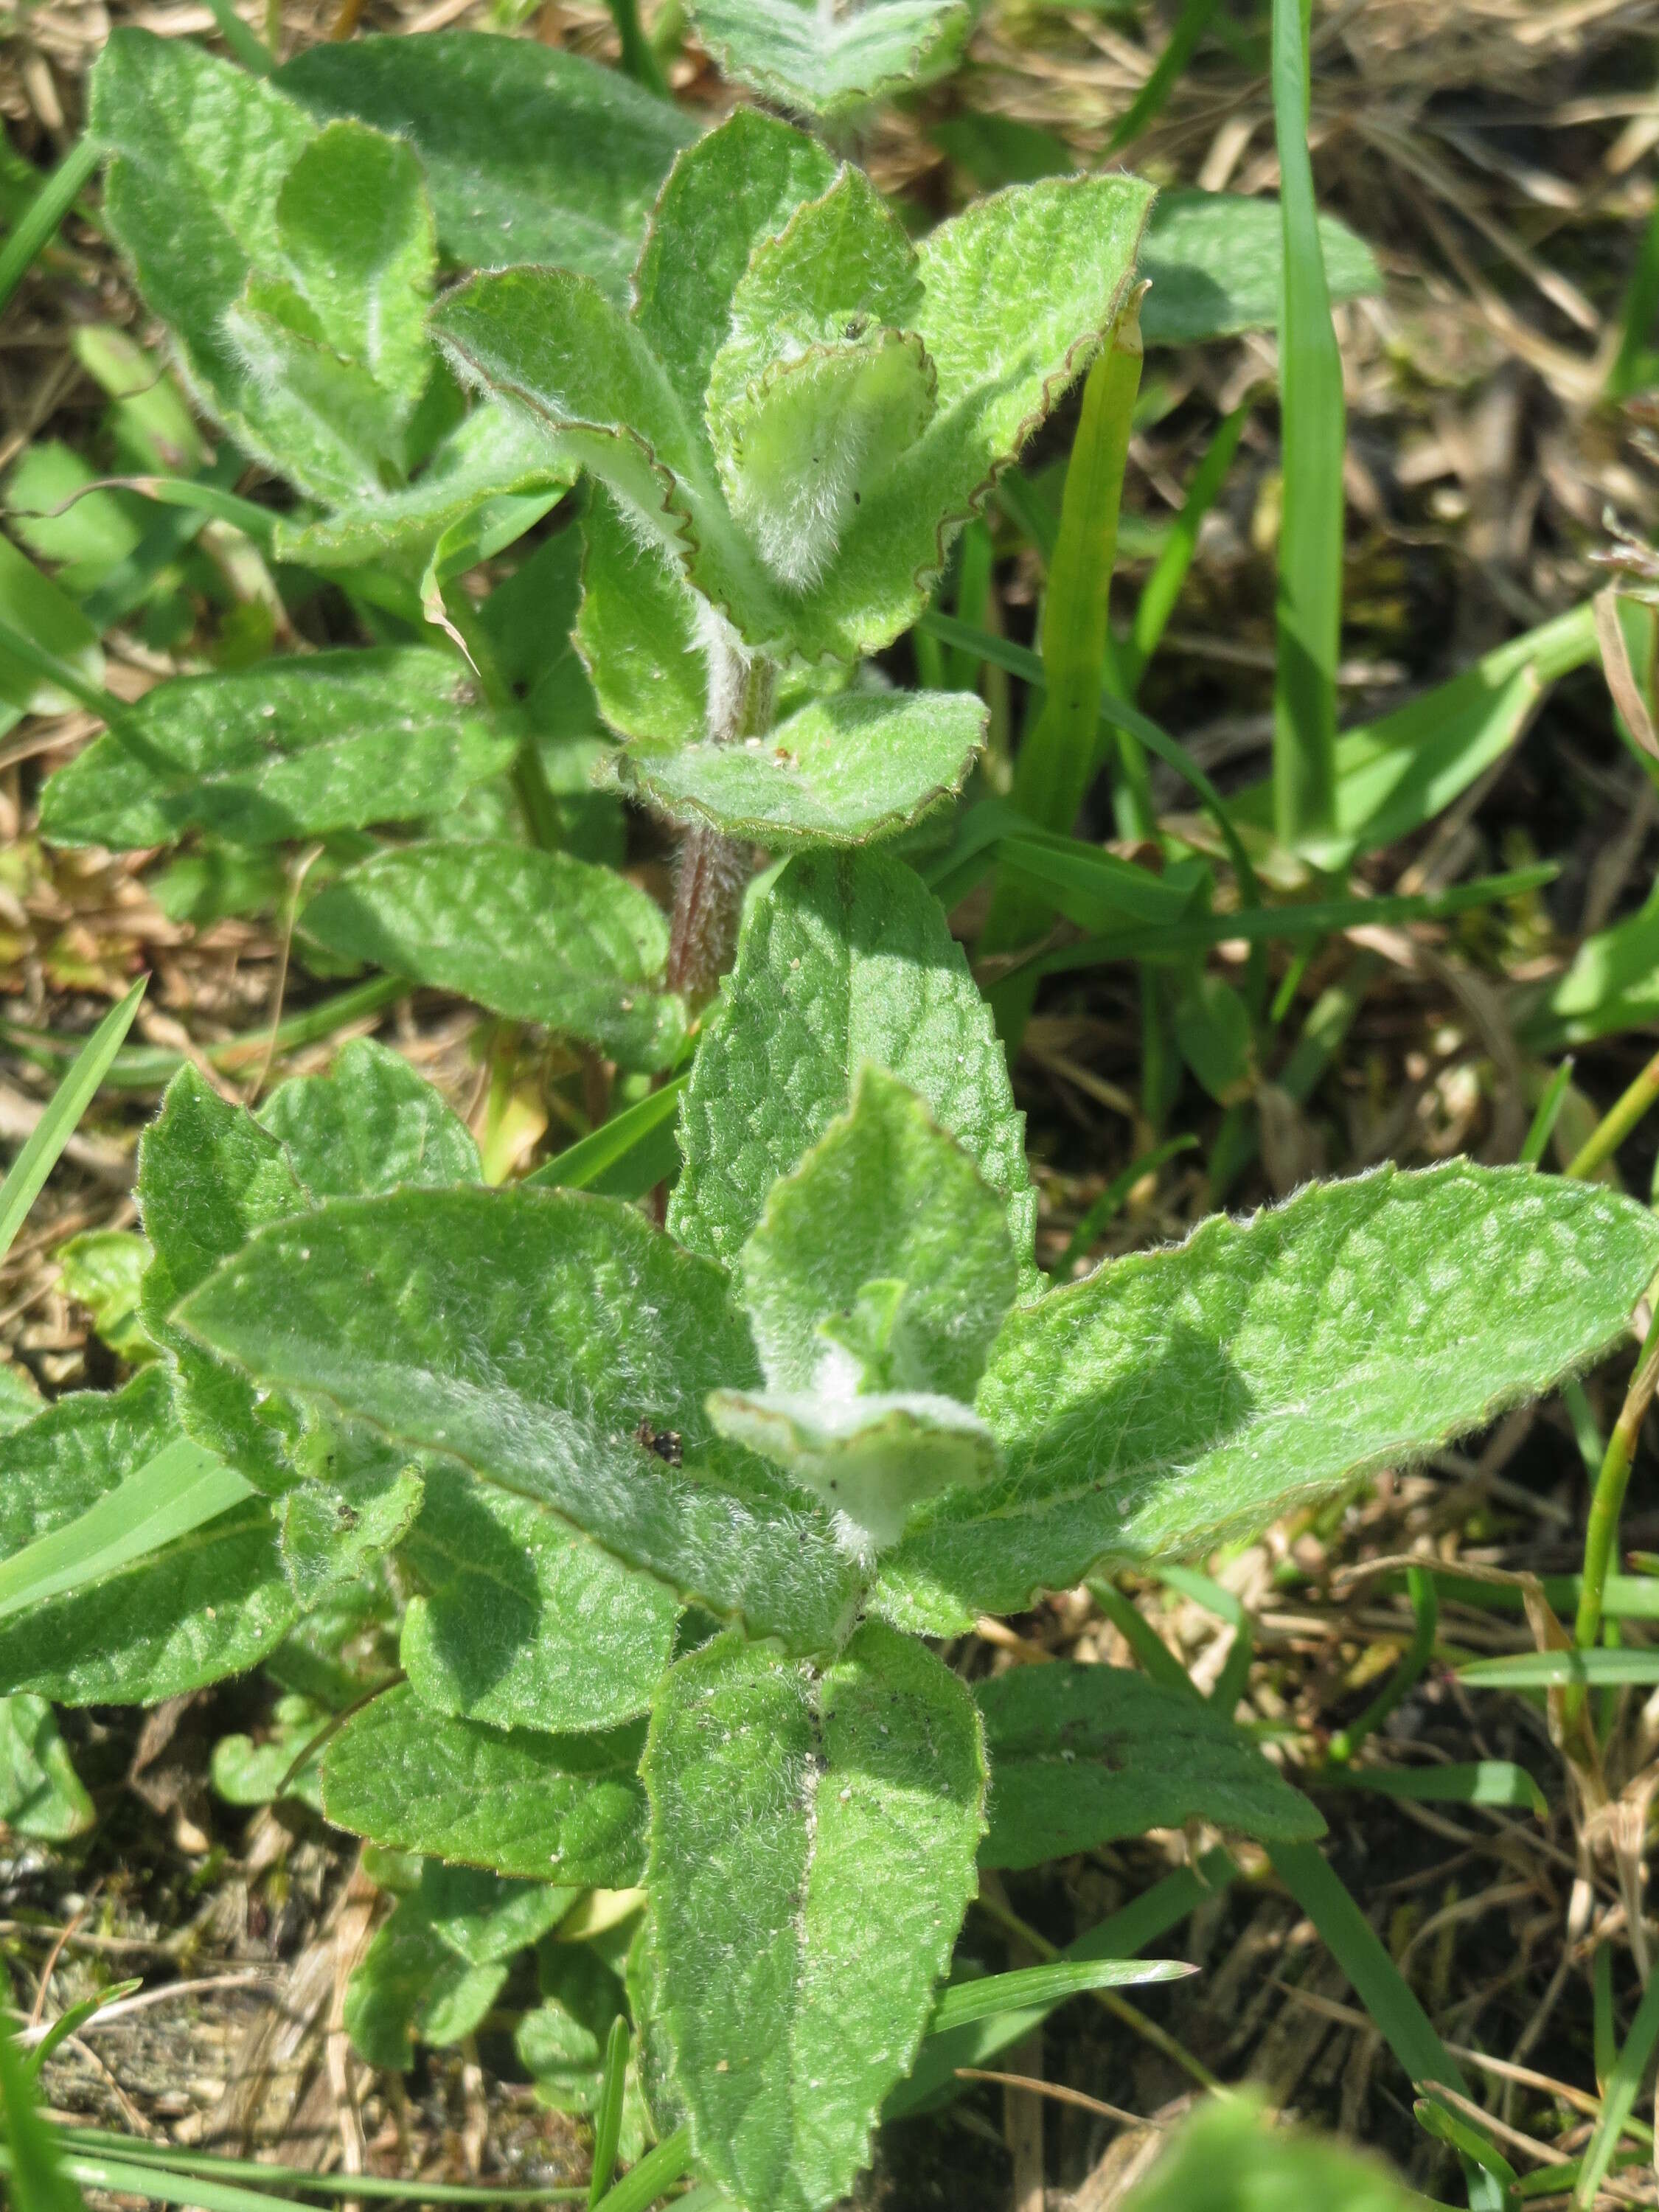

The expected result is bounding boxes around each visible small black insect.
[633,1417,683,1467]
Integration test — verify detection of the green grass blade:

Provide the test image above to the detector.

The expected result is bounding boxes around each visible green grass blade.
[24,1983,142,2079]
[0,977,145,1265]
[588,2017,631,2208]
[1520,1058,1575,1168]
[1267,1840,1472,2100]
[0,610,125,721]
[1458,1649,1659,1688]
[1326,1565,1437,1764]
[928,1957,1192,2037]
[1573,1966,1659,2208]
[1106,0,1221,154]
[45,2132,585,2201]
[525,1077,689,1197]
[589,2127,691,2212]
[984,296,1147,978]
[0,136,100,321]
[1120,404,1247,692]
[203,0,275,73]
[0,1439,253,1624]
[1609,195,1659,401]
[0,2020,83,2212]
[1270,0,1343,849]
[1414,2098,1519,2197]
[1313,1762,1547,1816]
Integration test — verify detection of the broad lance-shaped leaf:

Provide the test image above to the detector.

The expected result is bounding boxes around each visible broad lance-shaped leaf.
[875,1163,1659,1632]
[644,1623,984,2212]
[671,848,1036,1274]
[39,650,515,851]
[225,117,435,481]
[324,1683,647,1885]
[976,1663,1323,1871]
[577,487,710,745]
[276,32,695,305]
[272,400,574,574]
[139,1065,313,1495]
[686,0,971,116]
[398,1459,680,1734]
[258,1037,481,1200]
[179,1186,866,1657]
[0,1368,293,1705]
[797,172,1155,661]
[301,842,686,1073]
[617,689,984,849]
[709,1068,1016,1548]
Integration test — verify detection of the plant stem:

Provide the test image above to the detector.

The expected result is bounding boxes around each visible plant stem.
[667,647,774,1006]
[1564,1046,1659,1180]
[1571,1318,1659,1673]
[605,0,672,96]
[1270,0,1343,852]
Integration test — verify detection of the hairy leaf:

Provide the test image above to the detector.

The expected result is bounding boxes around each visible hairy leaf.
[301,842,686,1071]
[633,111,835,439]
[258,1037,481,1199]
[798,173,1155,658]
[686,0,972,116]
[671,849,1035,1273]
[58,1230,156,1366]
[577,488,709,745]
[1138,190,1380,348]
[1121,2097,1427,2212]
[323,1683,648,1885]
[644,1623,984,2211]
[180,1186,865,1655]
[739,1065,1017,1398]
[399,1461,679,1733]
[138,1067,312,1494]
[976,1663,1323,1869]
[619,688,984,849]
[277,32,695,302]
[40,650,514,850]
[272,400,574,572]
[0,1369,293,1704]
[878,1164,1659,1630]
[278,1449,425,1610]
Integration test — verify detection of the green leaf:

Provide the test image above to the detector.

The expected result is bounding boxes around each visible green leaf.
[137,1066,312,1494]
[576,489,709,746]
[90,32,404,502]
[257,1037,481,1199]
[0,1694,95,1840]
[0,1368,293,1705]
[633,111,835,437]
[685,0,971,116]
[212,1691,328,1809]
[179,1186,865,1655]
[397,1460,680,1733]
[272,400,573,574]
[737,1065,1018,1399]
[0,980,146,1269]
[344,1908,507,2072]
[0,1365,41,1435]
[670,849,1036,1274]
[878,1162,1659,1630]
[57,1231,156,1366]
[975,1661,1323,1870]
[276,32,696,305]
[0,536,103,717]
[1137,190,1380,348]
[1521,880,1659,1051]
[40,650,515,850]
[278,1448,424,1610]
[798,175,1155,659]
[1121,2096,1434,2212]
[431,268,776,650]
[301,842,686,1073]
[518,1946,626,2118]
[617,689,984,849]
[323,1682,648,1885]
[642,1622,985,2212]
